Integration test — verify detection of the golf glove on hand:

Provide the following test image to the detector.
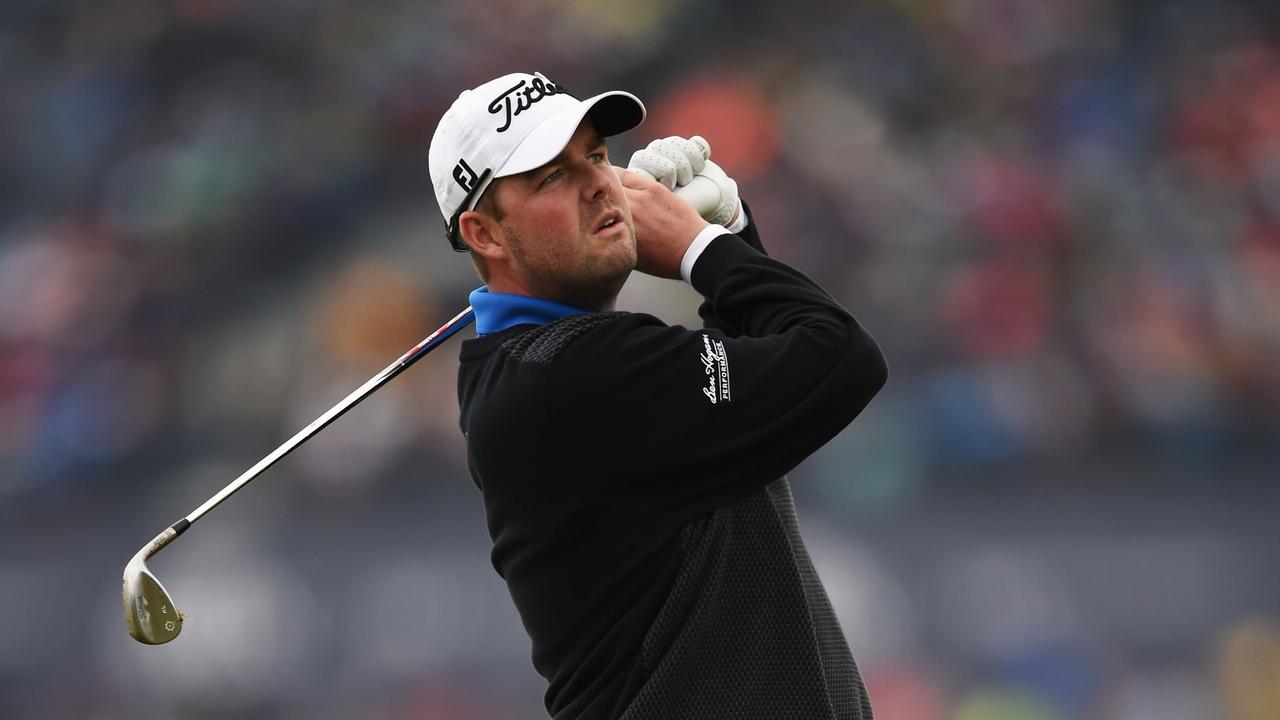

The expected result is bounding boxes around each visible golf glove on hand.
[629,135,741,227]
[629,135,707,189]
[691,157,741,228]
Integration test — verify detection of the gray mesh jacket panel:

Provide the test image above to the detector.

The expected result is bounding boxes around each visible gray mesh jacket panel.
[620,479,873,719]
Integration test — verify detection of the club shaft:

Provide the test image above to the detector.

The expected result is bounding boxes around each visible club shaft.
[183,305,475,526]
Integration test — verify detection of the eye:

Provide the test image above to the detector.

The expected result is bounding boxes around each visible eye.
[539,168,563,187]
[589,151,606,163]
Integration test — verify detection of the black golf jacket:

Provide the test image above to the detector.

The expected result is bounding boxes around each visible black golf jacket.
[457,204,887,719]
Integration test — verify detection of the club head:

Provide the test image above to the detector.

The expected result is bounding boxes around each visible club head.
[123,551,183,644]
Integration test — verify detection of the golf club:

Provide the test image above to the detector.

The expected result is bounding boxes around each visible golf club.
[123,305,476,645]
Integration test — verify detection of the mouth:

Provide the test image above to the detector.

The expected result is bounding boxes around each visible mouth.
[593,210,624,235]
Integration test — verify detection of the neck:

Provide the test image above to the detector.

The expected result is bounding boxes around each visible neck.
[486,273,622,313]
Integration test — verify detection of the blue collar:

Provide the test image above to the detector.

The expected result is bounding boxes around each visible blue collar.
[469,287,592,336]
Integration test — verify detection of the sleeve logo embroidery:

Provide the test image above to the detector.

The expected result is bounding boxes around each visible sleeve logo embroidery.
[699,334,732,405]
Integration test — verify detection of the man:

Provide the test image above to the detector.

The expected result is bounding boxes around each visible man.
[428,72,887,719]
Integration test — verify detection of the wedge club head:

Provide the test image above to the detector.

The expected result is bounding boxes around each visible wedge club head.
[123,526,186,645]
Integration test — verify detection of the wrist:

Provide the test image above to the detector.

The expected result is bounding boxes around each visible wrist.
[680,223,731,284]
[688,233,762,296]
[724,201,746,233]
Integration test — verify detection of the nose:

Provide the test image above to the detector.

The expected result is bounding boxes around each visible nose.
[582,161,611,204]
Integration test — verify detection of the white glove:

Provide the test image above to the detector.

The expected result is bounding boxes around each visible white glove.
[628,135,741,227]
[691,157,740,228]
[628,136,708,189]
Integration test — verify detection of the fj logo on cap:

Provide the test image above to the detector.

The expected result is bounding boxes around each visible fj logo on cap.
[488,75,569,133]
[453,158,479,192]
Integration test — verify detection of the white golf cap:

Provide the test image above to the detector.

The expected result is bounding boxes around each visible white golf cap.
[428,72,646,251]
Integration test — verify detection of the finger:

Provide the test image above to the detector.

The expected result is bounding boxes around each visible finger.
[690,135,712,162]
[665,136,706,175]
[623,166,655,181]
[618,166,658,189]
[646,139,694,187]
[629,149,678,189]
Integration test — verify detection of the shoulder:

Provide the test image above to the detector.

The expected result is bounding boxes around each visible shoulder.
[537,311,715,412]
[499,310,672,364]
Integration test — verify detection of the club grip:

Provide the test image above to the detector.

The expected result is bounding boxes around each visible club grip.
[632,169,722,219]
[676,175,722,219]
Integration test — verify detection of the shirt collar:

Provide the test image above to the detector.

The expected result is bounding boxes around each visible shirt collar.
[468,286,592,336]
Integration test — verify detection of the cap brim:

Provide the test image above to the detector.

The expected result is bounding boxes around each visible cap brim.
[497,90,645,178]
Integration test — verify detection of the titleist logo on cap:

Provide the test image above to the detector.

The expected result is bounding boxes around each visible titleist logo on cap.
[488,76,569,133]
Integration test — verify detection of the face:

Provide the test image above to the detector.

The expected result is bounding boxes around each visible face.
[468,118,637,310]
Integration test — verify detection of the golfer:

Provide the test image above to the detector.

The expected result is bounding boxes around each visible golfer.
[429,72,887,719]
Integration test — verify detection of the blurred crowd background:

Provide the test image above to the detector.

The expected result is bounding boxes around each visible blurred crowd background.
[2,0,1278,718]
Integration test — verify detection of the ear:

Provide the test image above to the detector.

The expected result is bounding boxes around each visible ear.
[458,211,509,262]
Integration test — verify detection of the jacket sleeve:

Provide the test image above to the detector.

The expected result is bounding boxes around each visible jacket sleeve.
[545,232,888,527]
[697,201,765,336]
